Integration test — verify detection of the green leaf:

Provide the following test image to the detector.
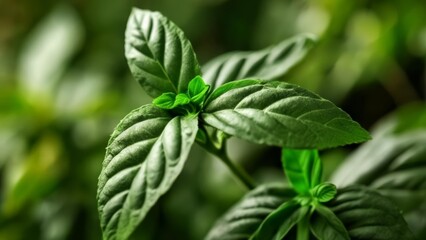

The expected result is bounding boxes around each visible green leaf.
[202,80,371,149]
[173,93,191,107]
[333,138,426,238]
[312,183,337,203]
[202,34,316,90]
[281,149,322,194]
[125,8,201,98]
[188,75,209,105]
[205,184,297,240]
[97,105,198,240]
[207,185,415,240]
[250,200,308,240]
[310,204,350,240]
[152,92,176,109]
[326,186,416,240]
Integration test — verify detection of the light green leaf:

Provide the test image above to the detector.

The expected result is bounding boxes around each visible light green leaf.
[174,93,191,107]
[202,80,370,149]
[325,186,416,240]
[97,105,198,240]
[310,204,350,240]
[152,92,176,109]
[202,34,316,90]
[250,200,308,240]
[282,149,322,194]
[188,75,209,105]
[125,8,201,98]
[312,183,337,203]
[205,184,297,240]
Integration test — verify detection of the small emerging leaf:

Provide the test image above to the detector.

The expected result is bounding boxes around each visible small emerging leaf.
[282,149,322,195]
[152,92,176,109]
[203,80,371,149]
[312,183,337,203]
[188,75,209,105]
[174,93,191,106]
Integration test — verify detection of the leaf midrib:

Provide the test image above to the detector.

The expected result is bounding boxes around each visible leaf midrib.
[132,12,178,93]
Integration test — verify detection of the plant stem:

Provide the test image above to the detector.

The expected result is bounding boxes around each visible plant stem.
[297,215,310,240]
[214,147,256,190]
[197,129,256,190]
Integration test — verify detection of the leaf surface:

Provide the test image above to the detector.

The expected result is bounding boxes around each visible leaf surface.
[250,200,307,240]
[281,149,322,194]
[206,185,415,240]
[202,80,370,149]
[97,105,198,240]
[205,184,297,240]
[327,186,416,240]
[310,204,349,240]
[202,34,316,90]
[125,8,201,97]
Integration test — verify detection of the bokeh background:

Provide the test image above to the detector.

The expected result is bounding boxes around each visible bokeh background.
[1,0,425,239]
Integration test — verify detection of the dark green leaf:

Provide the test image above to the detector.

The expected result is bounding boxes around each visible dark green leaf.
[202,80,370,149]
[310,204,349,240]
[327,186,416,240]
[331,105,426,239]
[207,185,414,240]
[202,34,316,90]
[282,149,322,194]
[250,200,307,240]
[188,75,209,105]
[97,105,198,240]
[125,8,201,97]
[312,183,337,203]
[205,184,297,240]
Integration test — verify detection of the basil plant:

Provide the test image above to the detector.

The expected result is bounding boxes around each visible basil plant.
[95,8,415,240]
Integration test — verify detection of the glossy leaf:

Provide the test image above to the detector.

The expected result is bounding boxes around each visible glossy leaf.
[310,204,349,240]
[97,105,198,240]
[202,80,371,149]
[250,200,307,240]
[327,186,416,240]
[205,184,297,240]
[202,34,316,90]
[125,8,201,98]
[282,149,322,194]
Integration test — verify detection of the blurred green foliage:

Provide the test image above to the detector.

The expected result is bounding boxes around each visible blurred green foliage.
[0,0,425,239]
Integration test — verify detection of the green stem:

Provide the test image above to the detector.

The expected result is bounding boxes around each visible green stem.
[215,146,256,190]
[197,128,256,190]
[297,214,310,240]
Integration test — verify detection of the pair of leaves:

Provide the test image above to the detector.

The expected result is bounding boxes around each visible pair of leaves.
[248,150,340,239]
[206,184,415,240]
[98,8,371,240]
[152,75,209,114]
